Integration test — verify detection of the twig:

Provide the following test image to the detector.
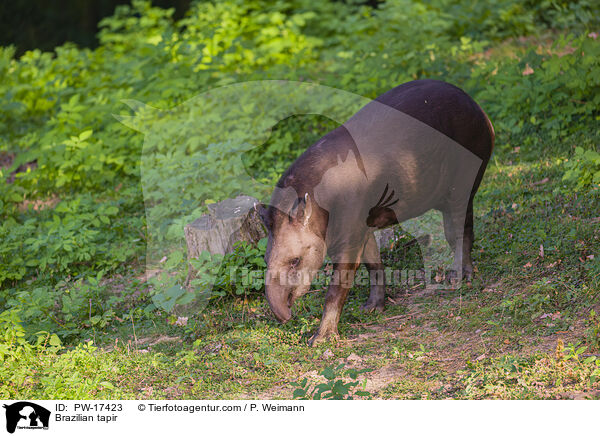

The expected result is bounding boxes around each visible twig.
[349,322,374,327]
[479,333,488,354]
[89,298,97,345]
[383,313,417,321]
[130,314,138,350]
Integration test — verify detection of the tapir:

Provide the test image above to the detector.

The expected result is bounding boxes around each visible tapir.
[255,79,494,345]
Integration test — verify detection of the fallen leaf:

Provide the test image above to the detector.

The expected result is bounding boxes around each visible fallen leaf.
[322,349,334,359]
[539,244,544,258]
[175,316,188,326]
[531,177,550,186]
[522,64,534,75]
[142,386,153,394]
[476,353,486,361]
[346,353,362,362]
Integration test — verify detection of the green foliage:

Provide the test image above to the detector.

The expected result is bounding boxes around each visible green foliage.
[458,348,600,399]
[242,115,340,182]
[473,33,600,141]
[0,309,62,362]
[203,239,268,299]
[0,337,129,399]
[151,239,268,313]
[562,146,600,189]
[585,310,600,351]
[1,271,137,345]
[146,236,268,314]
[0,194,143,285]
[291,364,372,399]
[437,0,599,40]
[35,341,119,399]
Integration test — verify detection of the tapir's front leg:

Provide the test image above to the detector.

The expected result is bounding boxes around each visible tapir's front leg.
[360,233,386,312]
[309,261,360,346]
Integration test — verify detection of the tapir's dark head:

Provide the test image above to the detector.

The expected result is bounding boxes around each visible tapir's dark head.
[255,193,327,323]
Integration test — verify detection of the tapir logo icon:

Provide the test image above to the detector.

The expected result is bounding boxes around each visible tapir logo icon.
[3,402,50,434]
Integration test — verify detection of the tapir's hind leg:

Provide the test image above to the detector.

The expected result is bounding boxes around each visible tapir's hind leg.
[360,233,386,312]
[442,210,457,251]
[442,198,475,284]
[463,200,475,279]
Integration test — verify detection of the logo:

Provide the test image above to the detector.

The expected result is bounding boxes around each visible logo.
[3,402,50,434]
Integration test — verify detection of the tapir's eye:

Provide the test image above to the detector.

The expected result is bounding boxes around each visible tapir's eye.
[290,257,301,268]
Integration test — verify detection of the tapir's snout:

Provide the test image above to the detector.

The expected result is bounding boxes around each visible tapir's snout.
[265,282,293,323]
[271,304,292,324]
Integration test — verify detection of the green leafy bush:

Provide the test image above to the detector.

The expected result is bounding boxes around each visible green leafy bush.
[149,239,267,313]
[0,310,62,362]
[472,33,600,141]
[562,146,600,189]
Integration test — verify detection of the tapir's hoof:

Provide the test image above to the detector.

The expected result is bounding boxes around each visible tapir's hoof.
[446,269,473,287]
[308,331,339,347]
[360,300,385,313]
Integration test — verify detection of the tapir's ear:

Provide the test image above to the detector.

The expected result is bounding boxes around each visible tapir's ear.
[296,193,313,227]
[254,202,271,229]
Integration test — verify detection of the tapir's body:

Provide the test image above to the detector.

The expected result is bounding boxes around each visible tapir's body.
[257,79,494,345]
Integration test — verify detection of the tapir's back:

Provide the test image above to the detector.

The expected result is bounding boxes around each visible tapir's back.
[374,79,494,162]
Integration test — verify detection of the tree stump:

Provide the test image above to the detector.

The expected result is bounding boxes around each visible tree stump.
[184,195,266,257]
[374,227,396,250]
